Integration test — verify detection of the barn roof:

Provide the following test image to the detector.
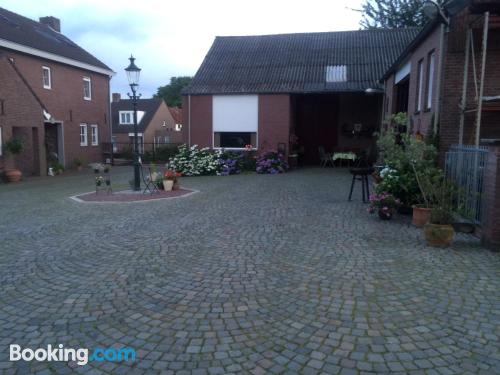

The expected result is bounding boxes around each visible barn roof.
[184,28,420,95]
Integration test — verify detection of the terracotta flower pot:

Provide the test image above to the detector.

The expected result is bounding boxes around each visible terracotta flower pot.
[412,206,431,227]
[163,180,174,191]
[424,223,455,247]
[4,169,22,182]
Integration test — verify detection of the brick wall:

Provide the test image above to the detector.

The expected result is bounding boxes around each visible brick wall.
[184,95,212,148]
[2,49,111,167]
[482,146,500,250]
[258,95,290,154]
[0,56,46,176]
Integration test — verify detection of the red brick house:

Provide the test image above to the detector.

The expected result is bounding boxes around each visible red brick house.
[0,7,113,177]
[382,0,500,248]
[182,29,418,163]
[111,94,183,154]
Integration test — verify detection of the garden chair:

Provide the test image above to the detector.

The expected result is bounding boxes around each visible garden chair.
[318,146,333,167]
[140,163,159,195]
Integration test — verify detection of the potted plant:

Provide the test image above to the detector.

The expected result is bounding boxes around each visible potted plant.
[163,170,181,191]
[424,207,455,247]
[73,158,84,172]
[368,192,400,220]
[3,138,24,182]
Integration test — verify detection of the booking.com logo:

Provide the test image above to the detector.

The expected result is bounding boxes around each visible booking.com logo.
[10,344,136,366]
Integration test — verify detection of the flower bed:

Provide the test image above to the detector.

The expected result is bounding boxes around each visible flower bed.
[256,152,288,174]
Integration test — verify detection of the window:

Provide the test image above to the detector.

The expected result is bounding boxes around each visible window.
[42,66,51,89]
[213,95,258,149]
[416,59,424,112]
[426,51,436,110]
[91,124,98,146]
[325,65,347,83]
[83,77,91,100]
[119,111,133,125]
[80,124,88,146]
[214,132,257,148]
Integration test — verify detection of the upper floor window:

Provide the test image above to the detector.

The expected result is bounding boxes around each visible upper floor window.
[42,66,51,89]
[91,124,99,146]
[426,51,436,110]
[83,77,91,100]
[119,111,133,125]
[416,59,424,113]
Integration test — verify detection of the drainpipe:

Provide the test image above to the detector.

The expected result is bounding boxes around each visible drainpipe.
[434,21,448,135]
[188,94,191,146]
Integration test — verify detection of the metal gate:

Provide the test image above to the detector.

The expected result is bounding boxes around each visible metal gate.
[445,145,488,224]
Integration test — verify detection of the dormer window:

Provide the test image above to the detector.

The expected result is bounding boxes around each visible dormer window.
[326,65,347,83]
[42,66,51,89]
[119,110,145,125]
[119,111,133,124]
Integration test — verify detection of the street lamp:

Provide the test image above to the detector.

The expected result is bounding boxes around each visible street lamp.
[125,55,142,191]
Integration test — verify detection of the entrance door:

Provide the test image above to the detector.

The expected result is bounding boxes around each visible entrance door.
[44,122,64,166]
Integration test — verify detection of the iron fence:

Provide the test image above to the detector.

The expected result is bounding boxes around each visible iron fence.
[445,144,488,224]
[102,142,181,165]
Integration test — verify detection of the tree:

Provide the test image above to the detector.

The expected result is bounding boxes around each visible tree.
[358,0,443,29]
[154,76,192,108]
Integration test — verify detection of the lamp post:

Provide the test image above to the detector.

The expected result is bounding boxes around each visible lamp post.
[125,55,142,191]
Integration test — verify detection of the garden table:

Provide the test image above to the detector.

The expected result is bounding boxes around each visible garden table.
[332,152,357,167]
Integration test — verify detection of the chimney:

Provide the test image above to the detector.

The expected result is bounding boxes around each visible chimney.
[112,93,121,103]
[39,16,61,32]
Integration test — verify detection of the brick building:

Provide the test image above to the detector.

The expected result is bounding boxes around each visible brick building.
[382,0,500,248]
[111,94,183,153]
[0,7,113,177]
[182,29,418,163]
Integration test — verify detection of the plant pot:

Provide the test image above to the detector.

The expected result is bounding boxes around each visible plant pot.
[378,209,393,220]
[412,206,431,227]
[163,180,174,191]
[76,166,83,172]
[424,223,455,247]
[4,169,22,182]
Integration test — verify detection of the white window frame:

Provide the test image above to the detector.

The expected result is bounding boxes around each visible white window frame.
[91,124,98,146]
[80,124,88,146]
[42,66,51,89]
[83,77,92,100]
[416,59,424,112]
[119,111,133,125]
[426,51,435,110]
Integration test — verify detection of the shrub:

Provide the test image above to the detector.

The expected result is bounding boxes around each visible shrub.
[167,144,220,176]
[375,129,439,206]
[218,151,242,176]
[256,152,288,174]
[143,145,179,163]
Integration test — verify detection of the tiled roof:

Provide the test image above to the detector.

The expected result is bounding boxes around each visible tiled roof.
[168,106,183,124]
[112,99,162,134]
[184,28,420,95]
[0,7,111,71]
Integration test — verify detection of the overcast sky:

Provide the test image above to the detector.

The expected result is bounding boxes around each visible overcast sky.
[2,0,363,98]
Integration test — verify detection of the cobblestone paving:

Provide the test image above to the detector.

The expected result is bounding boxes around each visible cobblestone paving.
[0,167,499,374]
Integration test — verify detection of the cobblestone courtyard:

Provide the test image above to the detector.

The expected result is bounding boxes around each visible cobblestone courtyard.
[0,167,499,374]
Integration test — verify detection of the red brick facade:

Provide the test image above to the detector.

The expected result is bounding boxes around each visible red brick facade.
[0,56,46,176]
[3,50,111,170]
[258,95,290,153]
[384,26,441,136]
